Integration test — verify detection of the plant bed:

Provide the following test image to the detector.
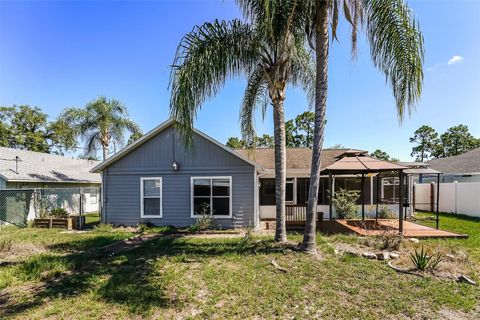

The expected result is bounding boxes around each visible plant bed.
[33,218,72,230]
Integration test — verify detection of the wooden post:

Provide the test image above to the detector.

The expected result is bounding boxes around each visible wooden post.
[398,170,404,235]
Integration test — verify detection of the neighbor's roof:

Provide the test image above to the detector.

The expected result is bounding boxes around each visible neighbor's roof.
[324,155,407,173]
[427,148,480,174]
[91,118,262,172]
[234,148,368,171]
[0,147,101,184]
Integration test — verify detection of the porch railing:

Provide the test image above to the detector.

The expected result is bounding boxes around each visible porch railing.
[285,205,307,222]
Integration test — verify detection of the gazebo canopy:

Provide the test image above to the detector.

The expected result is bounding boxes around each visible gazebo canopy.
[324,155,408,174]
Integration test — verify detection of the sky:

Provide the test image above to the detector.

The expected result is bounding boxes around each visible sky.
[1,0,479,161]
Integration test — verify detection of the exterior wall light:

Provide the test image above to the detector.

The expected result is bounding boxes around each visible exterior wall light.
[172,160,179,171]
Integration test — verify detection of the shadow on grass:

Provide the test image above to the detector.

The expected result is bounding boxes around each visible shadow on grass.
[0,234,286,318]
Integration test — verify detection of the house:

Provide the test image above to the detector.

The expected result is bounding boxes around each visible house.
[0,146,101,189]
[427,148,480,183]
[0,147,101,218]
[93,119,407,228]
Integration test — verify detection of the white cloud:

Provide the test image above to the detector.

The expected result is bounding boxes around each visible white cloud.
[427,55,464,71]
[447,55,464,65]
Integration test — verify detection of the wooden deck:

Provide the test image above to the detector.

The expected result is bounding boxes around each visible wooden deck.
[260,219,468,238]
[323,219,468,238]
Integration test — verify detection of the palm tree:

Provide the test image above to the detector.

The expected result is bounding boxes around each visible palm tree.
[60,96,141,160]
[301,0,424,252]
[169,1,314,242]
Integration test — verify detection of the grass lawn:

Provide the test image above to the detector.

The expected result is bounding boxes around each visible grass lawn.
[0,213,479,319]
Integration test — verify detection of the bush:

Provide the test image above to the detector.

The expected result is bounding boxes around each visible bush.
[189,203,214,232]
[377,206,395,219]
[49,208,69,218]
[410,245,431,271]
[332,188,360,219]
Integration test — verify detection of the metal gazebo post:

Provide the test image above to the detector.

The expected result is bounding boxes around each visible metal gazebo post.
[329,172,333,220]
[436,173,440,229]
[398,170,404,235]
[361,173,365,220]
[375,173,380,223]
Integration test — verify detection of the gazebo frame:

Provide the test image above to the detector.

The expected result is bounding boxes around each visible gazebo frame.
[324,152,410,234]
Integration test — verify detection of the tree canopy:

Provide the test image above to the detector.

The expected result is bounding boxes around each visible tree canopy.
[226,111,315,148]
[59,96,141,160]
[410,124,479,160]
[0,105,76,154]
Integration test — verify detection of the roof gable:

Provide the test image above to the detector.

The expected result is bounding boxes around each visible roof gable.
[91,119,262,172]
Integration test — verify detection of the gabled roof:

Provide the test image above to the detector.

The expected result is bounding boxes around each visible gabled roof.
[91,118,263,172]
[234,148,368,171]
[428,148,480,174]
[0,147,101,184]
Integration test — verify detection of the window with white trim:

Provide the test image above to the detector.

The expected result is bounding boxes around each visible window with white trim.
[192,177,232,217]
[141,177,162,218]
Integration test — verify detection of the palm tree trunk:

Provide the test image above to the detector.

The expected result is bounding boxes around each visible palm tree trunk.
[301,0,329,252]
[272,92,287,243]
[102,146,108,161]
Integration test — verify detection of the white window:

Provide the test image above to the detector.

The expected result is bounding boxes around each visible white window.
[286,178,296,204]
[140,177,163,218]
[90,193,98,205]
[191,176,232,218]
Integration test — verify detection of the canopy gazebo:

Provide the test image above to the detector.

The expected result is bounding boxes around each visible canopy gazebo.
[323,150,409,233]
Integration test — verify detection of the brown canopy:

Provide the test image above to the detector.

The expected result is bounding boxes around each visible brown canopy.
[324,155,408,174]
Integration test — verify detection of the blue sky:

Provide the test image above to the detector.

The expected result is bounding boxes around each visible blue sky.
[1,0,479,161]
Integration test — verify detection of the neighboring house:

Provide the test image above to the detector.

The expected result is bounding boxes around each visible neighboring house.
[93,119,406,228]
[427,148,480,183]
[0,147,101,217]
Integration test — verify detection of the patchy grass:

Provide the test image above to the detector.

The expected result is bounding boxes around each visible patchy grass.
[415,211,480,263]
[0,215,479,319]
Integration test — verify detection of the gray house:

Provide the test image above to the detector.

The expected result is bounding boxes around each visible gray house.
[93,119,407,228]
[92,119,261,228]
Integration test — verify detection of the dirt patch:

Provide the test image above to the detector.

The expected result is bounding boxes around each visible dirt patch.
[0,242,47,264]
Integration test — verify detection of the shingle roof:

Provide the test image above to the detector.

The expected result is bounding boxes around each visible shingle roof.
[0,147,101,183]
[427,148,480,174]
[234,148,368,171]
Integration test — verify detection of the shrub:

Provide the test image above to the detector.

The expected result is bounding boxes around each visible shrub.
[377,229,402,251]
[49,208,69,218]
[332,188,360,219]
[189,203,214,232]
[428,252,444,271]
[410,245,431,271]
[377,206,395,219]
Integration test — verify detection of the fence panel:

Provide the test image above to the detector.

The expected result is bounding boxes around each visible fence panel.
[414,182,480,217]
[1,187,101,227]
[0,189,35,227]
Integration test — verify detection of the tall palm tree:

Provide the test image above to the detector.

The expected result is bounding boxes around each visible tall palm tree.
[60,96,141,160]
[169,1,314,242]
[302,0,424,252]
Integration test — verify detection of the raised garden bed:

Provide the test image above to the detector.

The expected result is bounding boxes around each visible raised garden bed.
[34,218,73,230]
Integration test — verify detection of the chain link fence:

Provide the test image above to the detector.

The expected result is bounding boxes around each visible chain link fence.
[0,187,101,228]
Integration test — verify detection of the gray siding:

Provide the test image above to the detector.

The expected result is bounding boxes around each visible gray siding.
[0,177,5,189]
[103,125,255,228]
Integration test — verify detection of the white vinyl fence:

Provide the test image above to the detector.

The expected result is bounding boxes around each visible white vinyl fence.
[414,182,480,217]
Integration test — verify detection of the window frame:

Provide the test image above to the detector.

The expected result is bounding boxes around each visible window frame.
[190,176,232,218]
[140,177,163,218]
